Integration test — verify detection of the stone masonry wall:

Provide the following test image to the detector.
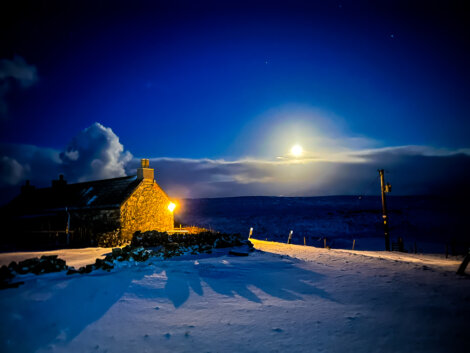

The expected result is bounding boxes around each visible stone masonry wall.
[72,209,121,230]
[71,209,121,245]
[120,180,174,241]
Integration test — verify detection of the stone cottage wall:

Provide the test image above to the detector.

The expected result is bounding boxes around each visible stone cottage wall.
[120,180,174,241]
[70,208,121,246]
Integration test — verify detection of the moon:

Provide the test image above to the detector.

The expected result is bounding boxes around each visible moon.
[290,144,303,157]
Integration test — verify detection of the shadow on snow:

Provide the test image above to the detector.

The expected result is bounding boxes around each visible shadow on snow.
[0,250,333,353]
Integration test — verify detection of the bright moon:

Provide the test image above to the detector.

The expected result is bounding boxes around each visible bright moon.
[290,144,303,157]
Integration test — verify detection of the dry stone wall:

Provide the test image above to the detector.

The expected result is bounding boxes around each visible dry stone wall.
[120,180,174,241]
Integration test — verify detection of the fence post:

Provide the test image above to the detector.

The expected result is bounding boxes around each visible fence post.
[287,230,293,244]
[457,248,470,275]
[304,237,306,246]
[248,227,253,239]
[352,239,356,250]
[324,238,327,248]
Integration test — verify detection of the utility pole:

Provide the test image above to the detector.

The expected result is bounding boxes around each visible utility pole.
[379,169,391,251]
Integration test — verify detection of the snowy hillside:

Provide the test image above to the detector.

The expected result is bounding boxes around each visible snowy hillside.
[178,196,468,253]
[0,241,468,353]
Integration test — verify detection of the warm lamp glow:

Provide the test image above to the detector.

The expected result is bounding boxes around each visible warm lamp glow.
[168,202,176,212]
[290,144,303,157]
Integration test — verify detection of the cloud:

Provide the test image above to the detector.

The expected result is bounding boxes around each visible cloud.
[60,122,132,182]
[0,123,132,203]
[0,56,38,119]
[125,146,470,199]
[0,156,28,185]
[0,143,61,204]
[1,122,469,205]
[0,56,38,86]
[0,143,61,185]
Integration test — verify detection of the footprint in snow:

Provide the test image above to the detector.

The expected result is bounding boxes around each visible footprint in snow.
[346,311,362,320]
[164,333,171,339]
[272,328,283,333]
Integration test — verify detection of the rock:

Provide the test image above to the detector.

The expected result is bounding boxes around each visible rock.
[112,248,122,256]
[0,265,14,283]
[229,250,249,256]
[94,258,114,271]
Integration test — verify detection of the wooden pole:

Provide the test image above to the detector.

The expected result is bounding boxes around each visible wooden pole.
[287,230,293,244]
[352,239,356,250]
[65,207,71,246]
[248,227,253,239]
[304,237,306,246]
[457,248,470,275]
[379,169,391,251]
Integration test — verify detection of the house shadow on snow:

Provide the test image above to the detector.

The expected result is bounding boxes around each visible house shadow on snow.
[0,250,333,353]
[131,250,334,308]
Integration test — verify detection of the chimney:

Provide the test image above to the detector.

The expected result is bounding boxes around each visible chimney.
[52,174,67,188]
[137,158,154,180]
[21,180,36,194]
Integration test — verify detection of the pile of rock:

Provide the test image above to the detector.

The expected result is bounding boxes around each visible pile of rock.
[1,231,253,289]
[131,230,249,249]
[66,246,153,275]
[106,246,153,262]
[1,255,68,289]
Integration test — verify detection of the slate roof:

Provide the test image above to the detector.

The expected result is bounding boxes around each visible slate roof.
[8,175,141,214]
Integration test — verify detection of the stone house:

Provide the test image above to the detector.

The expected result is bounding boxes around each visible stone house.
[4,159,174,247]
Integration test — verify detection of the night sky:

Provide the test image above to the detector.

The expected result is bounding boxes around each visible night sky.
[1,0,469,202]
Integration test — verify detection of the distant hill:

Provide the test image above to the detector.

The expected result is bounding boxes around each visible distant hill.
[178,196,468,253]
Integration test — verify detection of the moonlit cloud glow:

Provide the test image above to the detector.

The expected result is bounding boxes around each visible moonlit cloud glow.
[1,122,469,204]
[290,144,303,157]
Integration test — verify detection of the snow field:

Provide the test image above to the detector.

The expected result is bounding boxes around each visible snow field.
[0,247,112,269]
[0,243,469,353]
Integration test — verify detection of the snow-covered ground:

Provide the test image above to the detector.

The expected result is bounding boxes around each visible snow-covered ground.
[178,196,468,254]
[0,247,112,269]
[1,241,468,353]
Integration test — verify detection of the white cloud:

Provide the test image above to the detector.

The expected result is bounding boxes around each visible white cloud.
[0,56,38,87]
[0,56,38,119]
[0,156,28,185]
[0,143,60,189]
[125,146,470,199]
[0,123,132,194]
[1,122,469,205]
[60,122,133,182]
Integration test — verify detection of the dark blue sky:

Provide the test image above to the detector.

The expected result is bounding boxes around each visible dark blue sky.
[1,1,470,202]
[1,0,469,158]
